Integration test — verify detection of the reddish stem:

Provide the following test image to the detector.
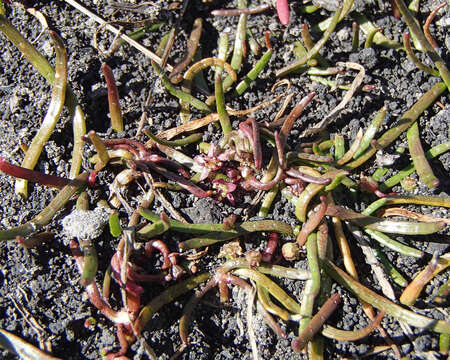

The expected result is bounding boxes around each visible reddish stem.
[248,118,262,170]
[242,166,285,190]
[0,156,71,188]
[145,240,172,269]
[264,30,272,50]
[262,233,279,263]
[143,153,190,178]
[390,0,401,19]
[424,2,447,50]
[135,160,213,198]
[280,92,316,144]
[274,131,285,169]
[292,293,341,352]
[104,324,132,360]
[296,196,328,247]
[286,168,331,185]
[70,240,130,325]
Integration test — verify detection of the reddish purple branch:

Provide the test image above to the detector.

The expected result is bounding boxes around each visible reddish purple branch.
[262,232,279,263]
[264,30,272,50]
[296,196,328,247]
[292,293,341,352]
[280,92,316,144]
[239,118,262,170]
[135,160,213,198]
[248,118,262,170]
[359,175,396,198]
[274,131,286,169]
[286,168,331,185]
[145,240,172,269]
[242,166,285,190]
[0,156,71,188]
[82,136,148,156]
[142,154,190,178]
[104,324,132,360]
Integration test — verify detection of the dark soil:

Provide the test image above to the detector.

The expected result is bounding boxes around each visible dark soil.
[0,1,449,359]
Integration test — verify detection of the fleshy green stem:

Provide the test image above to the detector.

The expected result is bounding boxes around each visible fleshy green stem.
[15,31,67,198]
[345,82,447,170]
[407,121,439,188]
[0,173,88,241]
[322,259,450,334]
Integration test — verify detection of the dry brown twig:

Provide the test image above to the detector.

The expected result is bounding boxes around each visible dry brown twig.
[301,62,365,137]
[63,0,173,70]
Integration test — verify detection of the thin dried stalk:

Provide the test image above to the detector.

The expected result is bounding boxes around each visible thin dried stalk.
[0,329,62,360]
[63,0,172,70]
[302,62,365,137]
[155,94,286,140]
[379,208,450,225]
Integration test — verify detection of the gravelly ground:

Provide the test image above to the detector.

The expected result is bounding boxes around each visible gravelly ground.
[0,0,449,359]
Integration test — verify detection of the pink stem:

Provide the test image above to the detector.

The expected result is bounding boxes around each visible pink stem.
[276,0,290,26]
[280,92,316,143]
[70,241,130,325]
